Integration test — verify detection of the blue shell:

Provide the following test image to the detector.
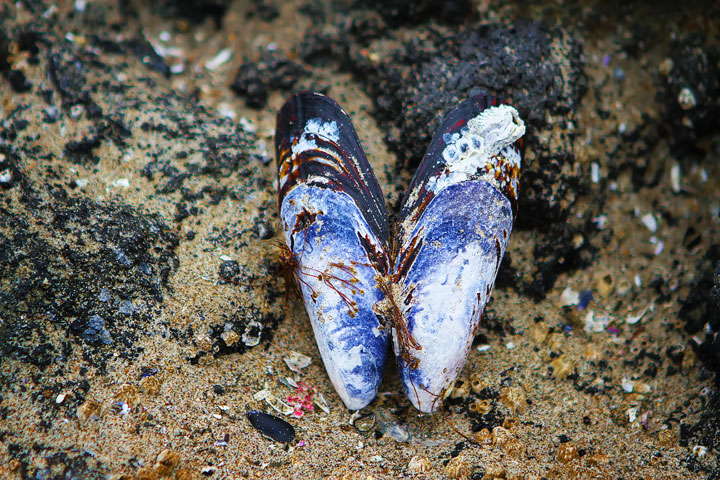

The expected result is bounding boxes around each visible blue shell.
[275,93,391,410]
[275,92,525,412]
[394,96,524,411]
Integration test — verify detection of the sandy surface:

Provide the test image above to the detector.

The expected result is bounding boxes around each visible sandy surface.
[1,0,720,479]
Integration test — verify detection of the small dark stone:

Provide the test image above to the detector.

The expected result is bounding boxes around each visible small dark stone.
[666,344,686,364]
[124,39,171,77]
[81,315,113,345]
[218,260,240,281]
[64,135,103,164]
[231,50,307,109]
[247,0,279,21]
[246,410,295,443]
[8,68,32,92]
[148,0,230,25]
[254,220,274,240]
[213,385,225,395]
[356,0,473,25]
[158,172,189,194]
[14,119,29,131]
[661,33,720,152]
[174,202,190,222]
[450,441,465,457]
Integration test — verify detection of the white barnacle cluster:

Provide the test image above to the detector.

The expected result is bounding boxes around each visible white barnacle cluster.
[431,104,525,197]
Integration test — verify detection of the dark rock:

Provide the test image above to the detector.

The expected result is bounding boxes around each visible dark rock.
[5,445,108,480]
[246,410,295,443]
[81,315,113,345]
[148,0,231,26]
[247,0,279,21]
[661,34,720,154]
[63,134,103,164]
[218,260,240,281]
[124,39,171,78]
[231,49,308,109]
[0,196,180,372]
[685,390,720,456]
[8,68,32,92]
[681,246,720,334]
[47,50,101,116]
[688,258,720,381]
[92,35,170,77]
[355,0,473,26]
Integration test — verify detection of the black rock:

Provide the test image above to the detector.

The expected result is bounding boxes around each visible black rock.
[148,0,231,26]
[681,246,720,334]
[246,410,295,443]
[355,0,473,25]
[231,50,308,109]
[8,68,32,92]
[247,0,279,21]
[218,260,240,280]
[661,34,720,153]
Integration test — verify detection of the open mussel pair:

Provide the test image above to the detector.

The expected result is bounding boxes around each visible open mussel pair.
[275,92,525,412]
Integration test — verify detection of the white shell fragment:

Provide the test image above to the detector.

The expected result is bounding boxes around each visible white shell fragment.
[283,351,312,373]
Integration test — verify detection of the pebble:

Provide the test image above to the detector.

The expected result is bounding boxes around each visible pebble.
[205,48,232,71]
[469,399,492,415]
[407,456,431,473]
[114,384,140,409]
[0,169,12,188]
[556,442,579,463]
[658,58,674,76]
[153,450,181,477]
[247,410,295,443]
[640,213,658,233]
[678,87,697,110]
[218,260,240,280]
[529,322,549,344]
[594,271,614,298]
[118,299,135,315]
[443,455,471,480]
[483,465,507,479]
[83,315,112,345]
[550,355,575,379]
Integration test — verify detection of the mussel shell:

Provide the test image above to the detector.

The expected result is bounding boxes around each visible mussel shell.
[275,92,391,410]
[392,94,524,412]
